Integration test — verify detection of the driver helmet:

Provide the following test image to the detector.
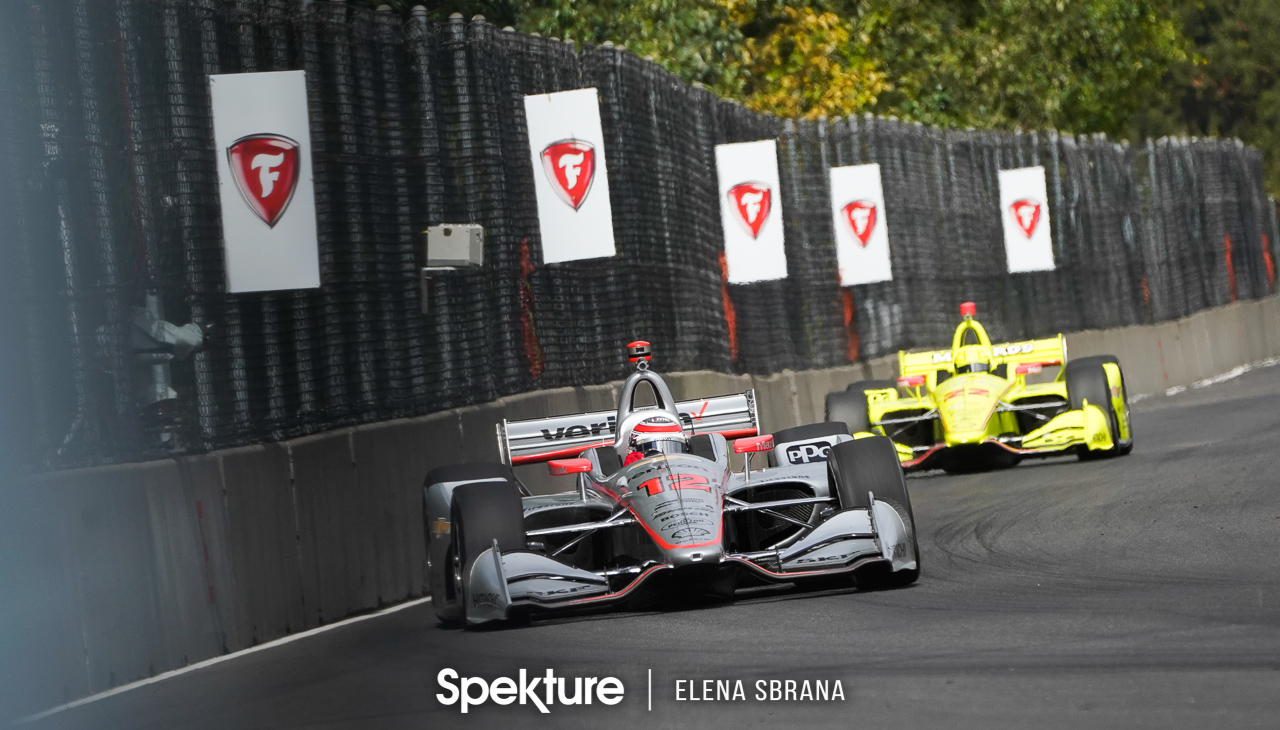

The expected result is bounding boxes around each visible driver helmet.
[629,418,688,457]
[953,344,993,374]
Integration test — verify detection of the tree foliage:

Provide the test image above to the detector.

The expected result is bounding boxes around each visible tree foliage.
[371,0,1278,194]
[862,0,1187,136]
[1132,0,1280,193]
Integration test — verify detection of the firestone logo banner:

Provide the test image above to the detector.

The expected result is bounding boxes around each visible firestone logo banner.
[998,166,1056,272]
[524,88,617,265]
[1010,199,1042,238]
[829,163,893,286]
[727,182,772,239]
[843,200,876,246]
[541,140,595,210]
[716,139,787,284]
[210,70,320,293]
[227,134,300,227]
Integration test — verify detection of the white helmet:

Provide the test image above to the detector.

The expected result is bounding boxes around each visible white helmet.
[629,418,688,456]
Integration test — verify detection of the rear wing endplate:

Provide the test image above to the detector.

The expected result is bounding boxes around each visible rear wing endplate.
[498,390,758,466]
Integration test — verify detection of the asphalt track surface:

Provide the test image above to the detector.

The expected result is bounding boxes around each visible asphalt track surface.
[28,366,1280,730]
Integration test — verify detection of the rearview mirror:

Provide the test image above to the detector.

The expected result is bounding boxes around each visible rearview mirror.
[548,458,592,476]
[733,434,774,454]
[898,375,925,387]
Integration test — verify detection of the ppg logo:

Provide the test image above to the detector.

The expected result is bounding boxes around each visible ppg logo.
[784,440,833,465]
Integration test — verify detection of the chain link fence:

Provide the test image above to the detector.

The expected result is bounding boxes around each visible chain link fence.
[2,0,1277,470]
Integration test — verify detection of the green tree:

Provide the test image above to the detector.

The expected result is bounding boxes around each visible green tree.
[519,0,752,98]
[364,0,1274,192]
[1132,0,1280,194]
[863,0,1188,136]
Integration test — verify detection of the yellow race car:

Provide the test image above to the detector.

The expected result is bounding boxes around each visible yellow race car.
[826,303,1134,472]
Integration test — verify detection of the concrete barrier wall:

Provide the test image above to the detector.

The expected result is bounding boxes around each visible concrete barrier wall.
[2,295,1276,719]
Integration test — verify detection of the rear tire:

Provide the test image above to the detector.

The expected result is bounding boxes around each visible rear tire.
[826,380,894,433]
[826,437,919,588]
[1066,356,1128,460]
[448,481,526,628]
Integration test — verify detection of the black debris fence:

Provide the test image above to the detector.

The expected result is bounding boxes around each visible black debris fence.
[1,0,1276,471]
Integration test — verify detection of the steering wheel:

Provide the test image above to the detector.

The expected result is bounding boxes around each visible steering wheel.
[613,410,685,459]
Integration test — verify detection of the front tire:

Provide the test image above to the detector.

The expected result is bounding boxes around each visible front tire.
[826,437,919,588]
[425,494,464,626]
[1066,355,1131,459]
[448,481,526,627]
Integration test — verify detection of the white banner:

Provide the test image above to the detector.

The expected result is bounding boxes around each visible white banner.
[716,139,787,283]
[829,163,892,286]
[998,166,1055,273]
[210,70,320,293]
[524,88,617,265]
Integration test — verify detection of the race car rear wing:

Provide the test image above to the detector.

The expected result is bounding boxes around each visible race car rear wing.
[899,335,1067,378]
[498,390,759,466]
[990,334,1067,370]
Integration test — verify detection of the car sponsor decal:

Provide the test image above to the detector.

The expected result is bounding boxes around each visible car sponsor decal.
[992,342,1036,357]
[431,517,450,538]
[783,439,834,465]
[503,392,757,465]
[866,389,895,404]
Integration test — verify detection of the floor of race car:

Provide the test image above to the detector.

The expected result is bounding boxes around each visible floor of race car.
[27,365,1280,730]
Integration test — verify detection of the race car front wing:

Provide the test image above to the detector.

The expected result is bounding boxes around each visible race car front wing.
[462,501,916,625]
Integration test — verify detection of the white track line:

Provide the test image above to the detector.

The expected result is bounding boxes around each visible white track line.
[1129,357,1280,403]
[17,597,433,724]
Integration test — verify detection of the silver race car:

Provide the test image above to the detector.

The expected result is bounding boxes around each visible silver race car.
[423,341,920,627]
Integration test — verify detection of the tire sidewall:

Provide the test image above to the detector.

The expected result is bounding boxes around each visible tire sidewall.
[1066,357,1122,456]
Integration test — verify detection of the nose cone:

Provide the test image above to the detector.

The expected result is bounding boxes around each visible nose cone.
[667,545,725,569]
[937,375,1004,444]
[622,456,725,561]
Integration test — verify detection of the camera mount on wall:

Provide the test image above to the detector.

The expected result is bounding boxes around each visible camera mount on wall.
[419,224,485,314]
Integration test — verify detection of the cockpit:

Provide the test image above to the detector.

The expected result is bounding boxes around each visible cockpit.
[615,341,691,466]
[949,302,998,376]
[954,344,993,374]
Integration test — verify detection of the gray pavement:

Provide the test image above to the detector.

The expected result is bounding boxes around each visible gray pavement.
[28,365,1280,730]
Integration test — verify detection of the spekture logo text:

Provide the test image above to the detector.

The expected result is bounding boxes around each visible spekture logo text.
[436,668,624,714]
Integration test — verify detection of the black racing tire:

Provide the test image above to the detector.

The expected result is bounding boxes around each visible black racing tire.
[827,380,894,433]
[768,422,849,466]
[424,493,463,626]
[826,437,920,588]
[1066,356,1129,460]
[426,462,528,495]
[449,481,526,628]
[1075,355,1135,456]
